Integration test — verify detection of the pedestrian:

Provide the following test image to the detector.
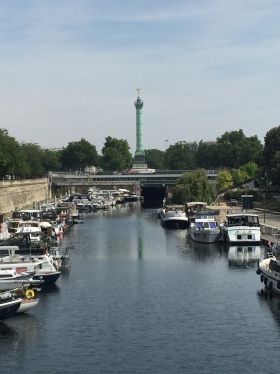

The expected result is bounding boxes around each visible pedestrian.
[268,240,272,250]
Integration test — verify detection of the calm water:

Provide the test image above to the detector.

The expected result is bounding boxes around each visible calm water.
[1,202,280,373]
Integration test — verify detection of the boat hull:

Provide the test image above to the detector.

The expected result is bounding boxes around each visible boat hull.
[0,299,21,321]
[33,271,61,283]
[161,217,189,229]
[221,226,261,245]
[17,298,39,313]
[189,228,221,243]
[258,257,280,295]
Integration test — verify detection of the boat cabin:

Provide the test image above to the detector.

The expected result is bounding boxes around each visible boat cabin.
[165,205,185,212]
[225,214,259,227]
[189,212,218,229]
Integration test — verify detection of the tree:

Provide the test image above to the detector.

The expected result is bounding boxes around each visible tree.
[60,138,98,171]
[195,141,219,169]
[41,150,62,172]
[230,169,248,185]
[165,143,195,170]
[264,125,280,185]
[216,170,233,191]
[21,143,45,177]
[101,137,133,170]
[0,129,30,178]
[100,147,127,171]
[239,161,259,178]
[216,130,263,168]
[174,169,215,203]
[145,149,165,169]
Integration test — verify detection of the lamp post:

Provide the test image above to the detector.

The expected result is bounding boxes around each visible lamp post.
[165,140,168,151]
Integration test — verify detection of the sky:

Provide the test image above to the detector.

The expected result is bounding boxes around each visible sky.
[1,0,280,154]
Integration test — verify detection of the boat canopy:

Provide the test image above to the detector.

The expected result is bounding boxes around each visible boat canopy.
[186,202,207,207]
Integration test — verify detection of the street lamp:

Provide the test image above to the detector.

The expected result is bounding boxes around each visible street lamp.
[165,140,168,151]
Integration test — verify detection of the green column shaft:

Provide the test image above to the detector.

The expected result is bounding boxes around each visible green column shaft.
[134,98,144,155]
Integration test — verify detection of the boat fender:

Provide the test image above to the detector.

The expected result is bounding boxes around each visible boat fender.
[256,268,262,275]
[264,276,268,286]
[260,289,264,296]
[26,289,35,299]
[260,274,264,283]
[277,280,280,289]
[268,281,273,291]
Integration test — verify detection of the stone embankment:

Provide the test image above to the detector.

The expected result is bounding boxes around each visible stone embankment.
[0,178,49,215]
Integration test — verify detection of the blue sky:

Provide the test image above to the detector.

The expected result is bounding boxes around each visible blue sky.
[1,0,280,153]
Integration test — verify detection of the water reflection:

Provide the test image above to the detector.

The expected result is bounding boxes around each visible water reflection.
[188,238,224,261]
[227,246,262,268]
[39,283,60,294]
[0,323,20,344]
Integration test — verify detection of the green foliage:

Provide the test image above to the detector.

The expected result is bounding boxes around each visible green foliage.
[41,150,62,172]
[100,136,133,171]
[269,151,280,186]
[216,170,233,191]
[174,169,215,204]
[230,169,249,185]
[21,143,45,177]
[239,161,259,177]
[145,149,165,169]
[195,141,219,168]
[165,143,195,170]
[101,147,127,171]
[60,138,98,171]
[0,129,21,178]
[215,130,263,168]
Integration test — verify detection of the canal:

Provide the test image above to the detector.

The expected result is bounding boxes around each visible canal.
[0,202,280,373]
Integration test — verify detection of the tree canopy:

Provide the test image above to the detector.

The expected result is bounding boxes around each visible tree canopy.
[216,170,233,191]
[145,149,165,170]
[215,130,263,168]
[173,169,215,204]
[60,138,98,171]
[100,136,133,171]
[165,143,195,170]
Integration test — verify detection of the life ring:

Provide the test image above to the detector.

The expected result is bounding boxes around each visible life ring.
[26,289,35,299]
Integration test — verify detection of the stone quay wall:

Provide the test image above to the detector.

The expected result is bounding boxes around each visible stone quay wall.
[0,178,49,215]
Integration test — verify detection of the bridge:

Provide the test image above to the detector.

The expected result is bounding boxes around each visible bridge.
[51,170,219,198]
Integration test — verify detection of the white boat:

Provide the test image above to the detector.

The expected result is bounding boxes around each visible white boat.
[228,246,261,267]
[220,213,261,245]
[0,269,40,291]
[160,205,189,229]
[257,254,280,294]
[17,297,39,313]
[0,248,45,274]
[32,252,61,283]
[189,211,221,243]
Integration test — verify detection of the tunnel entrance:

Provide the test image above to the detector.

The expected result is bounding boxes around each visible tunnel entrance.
[141,186,166,208]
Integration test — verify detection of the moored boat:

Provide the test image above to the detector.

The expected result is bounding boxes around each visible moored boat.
[189,211,221,243]
[257,254,280,295]
[160,205,189,229]
[220,213,261,245]
[17,297,39,313]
